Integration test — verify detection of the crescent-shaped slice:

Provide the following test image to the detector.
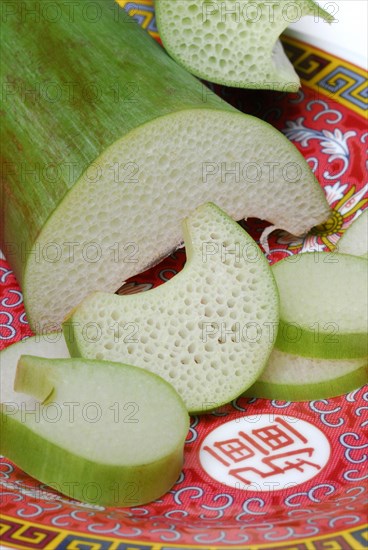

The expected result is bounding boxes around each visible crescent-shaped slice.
[64,203,279,413]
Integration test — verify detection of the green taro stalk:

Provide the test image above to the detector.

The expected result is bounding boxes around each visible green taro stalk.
[1,0,330,332]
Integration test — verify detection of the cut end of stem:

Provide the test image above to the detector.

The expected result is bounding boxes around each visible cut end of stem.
[14,356,55,403]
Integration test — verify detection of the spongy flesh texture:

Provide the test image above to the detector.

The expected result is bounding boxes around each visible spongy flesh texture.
[273,253,368,334]
[260,348,366,384]
[68,204,279,412]
[24,110,329,331]
[338,210,368,257]
[156,0,325,89]
[8,357,188,465]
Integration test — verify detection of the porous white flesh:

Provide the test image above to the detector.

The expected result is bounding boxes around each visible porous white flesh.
[246,348,367,400]
[0,335,69,405]
[65,203,279,413]
[260,348,366,384]
[273,253,368,358]
[156,0,332,89]
[6,356,188,466]
[337,210,368,257]
[24,110,330,331]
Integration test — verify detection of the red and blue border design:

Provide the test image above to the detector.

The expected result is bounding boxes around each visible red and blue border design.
[0,517,367,550]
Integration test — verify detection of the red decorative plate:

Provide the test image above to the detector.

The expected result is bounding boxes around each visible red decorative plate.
[1,2,367,549]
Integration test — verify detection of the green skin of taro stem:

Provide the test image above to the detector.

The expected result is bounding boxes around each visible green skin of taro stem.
[0,0,234,285]
[276,323,368,360]
[0,412,184,507]
[272,254,368,360]
[245,365,368,402]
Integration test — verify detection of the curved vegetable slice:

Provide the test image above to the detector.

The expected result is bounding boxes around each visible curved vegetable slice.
[1,355,189,507]
[64,203,279,413]
[156,0,333,90]
[1,0,330,332]
[246,348,367,401]
[337,210,368,257]
[273,253,368,359]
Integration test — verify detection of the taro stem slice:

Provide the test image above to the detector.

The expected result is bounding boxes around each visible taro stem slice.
[272,253,368,359]
[1,355,189,507]
[63,203,279,413]
[245,348,367,401]
[155,0,334,90]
